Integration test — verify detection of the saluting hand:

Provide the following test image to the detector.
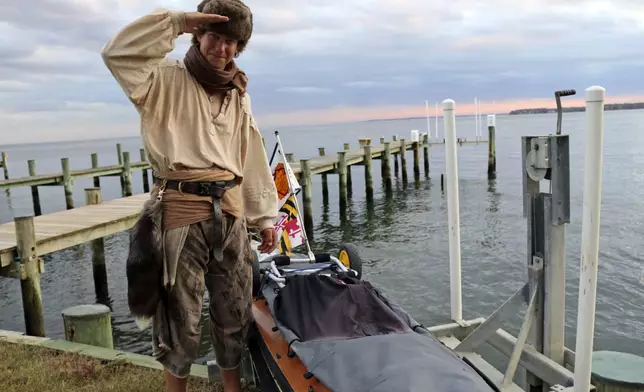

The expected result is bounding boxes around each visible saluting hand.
[183,12,229,34]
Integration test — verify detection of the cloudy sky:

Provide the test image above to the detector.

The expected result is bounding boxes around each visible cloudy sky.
[1,0,644,144]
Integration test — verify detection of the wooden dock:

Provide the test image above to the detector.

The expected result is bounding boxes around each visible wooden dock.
[0,193,149,272]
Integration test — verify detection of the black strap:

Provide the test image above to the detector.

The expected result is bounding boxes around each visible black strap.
[160,179,237,197]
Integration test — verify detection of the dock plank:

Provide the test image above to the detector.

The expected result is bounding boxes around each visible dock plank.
[0,193,149,267]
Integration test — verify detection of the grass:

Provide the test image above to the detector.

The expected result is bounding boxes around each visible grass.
[0,341,257,392]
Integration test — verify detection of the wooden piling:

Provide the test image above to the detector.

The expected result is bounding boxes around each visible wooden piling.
[27,160,42,216]
[62,304,114,349]
[413,141,421,181]
[116,143,125,193]
[488,125,497,179]
[1,152,8,180]
[123,152,132,197]
[61,158,74,209]
[392,135,399,176]
[318,147,328,203]
[383,142,392,193]
[140,149,150,193]
[300,159,314,237]
[15,216,45,337]
[423,133,430,177]
[344,143,352,195]
[85,188,109,302]
[337,151,348,209]
[380,137,385,144]
[364,145,373,202]
[285,153,294,163]
[400,138,408,183]
[91,153,100,187]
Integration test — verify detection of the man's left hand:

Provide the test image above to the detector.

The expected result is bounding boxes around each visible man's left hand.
[258,227,277,254]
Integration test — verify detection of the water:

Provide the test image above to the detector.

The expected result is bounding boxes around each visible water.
[1,110,643,366]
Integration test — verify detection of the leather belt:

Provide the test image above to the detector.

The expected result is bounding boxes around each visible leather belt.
[156,178,238,261]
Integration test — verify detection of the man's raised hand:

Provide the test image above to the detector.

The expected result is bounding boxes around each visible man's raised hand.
[184,12,229,34]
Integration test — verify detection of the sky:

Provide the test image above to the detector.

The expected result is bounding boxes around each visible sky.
[1,0,644,144]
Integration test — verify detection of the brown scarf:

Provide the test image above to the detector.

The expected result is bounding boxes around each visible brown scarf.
[183,44,248,95]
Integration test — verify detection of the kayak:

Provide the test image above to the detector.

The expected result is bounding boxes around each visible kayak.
[246,244,500,392]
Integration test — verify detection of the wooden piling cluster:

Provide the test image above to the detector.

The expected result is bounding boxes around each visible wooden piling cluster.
[291,134,455,227]
[0,143,152,216]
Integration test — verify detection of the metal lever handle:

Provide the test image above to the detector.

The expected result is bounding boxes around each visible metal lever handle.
[555,89,577,135]
[555,89,576,97]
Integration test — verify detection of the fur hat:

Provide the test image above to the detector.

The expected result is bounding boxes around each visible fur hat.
[192,0,253,53]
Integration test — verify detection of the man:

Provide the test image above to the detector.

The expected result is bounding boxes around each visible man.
[102,1,278,391]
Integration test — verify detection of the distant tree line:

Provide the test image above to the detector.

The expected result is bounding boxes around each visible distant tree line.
[509,102,644,115]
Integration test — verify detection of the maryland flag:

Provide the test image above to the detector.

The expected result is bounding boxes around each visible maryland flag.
[272,160,305,255]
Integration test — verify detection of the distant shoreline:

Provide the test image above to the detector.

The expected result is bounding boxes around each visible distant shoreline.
[509,102,644,115]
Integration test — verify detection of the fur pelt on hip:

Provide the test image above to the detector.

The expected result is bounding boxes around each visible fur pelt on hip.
[126,197,164,326]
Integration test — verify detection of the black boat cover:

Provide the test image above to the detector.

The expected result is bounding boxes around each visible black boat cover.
[261,272,498,392]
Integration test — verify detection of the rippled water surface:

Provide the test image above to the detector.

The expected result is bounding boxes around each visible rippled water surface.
[1,110,643,364]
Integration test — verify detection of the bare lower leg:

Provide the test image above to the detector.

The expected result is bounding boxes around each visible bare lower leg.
[221,367,242,392]
[163,368,187,392]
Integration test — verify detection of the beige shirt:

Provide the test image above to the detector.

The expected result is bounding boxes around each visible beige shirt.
[101,8,278,231]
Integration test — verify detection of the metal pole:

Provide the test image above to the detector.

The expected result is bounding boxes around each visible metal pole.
[443,98,463,322]
[573,86,606,392]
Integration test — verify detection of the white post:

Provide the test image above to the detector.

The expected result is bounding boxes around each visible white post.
[474,97,478,141]
[435,102,439,141]
[573,86,606,392]
[443,99,463,322]
[425,100,431,141]
[478,99,482,141]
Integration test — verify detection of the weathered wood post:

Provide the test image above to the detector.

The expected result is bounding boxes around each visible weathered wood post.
[122,152,133,197]
[62,304,114,349]
[27,160,42,216]
[412,141,421,182]
[337,151,348,211]
[400,138,408,183]
[487,114,497,180]
[423,133,430,177]
[285,153,294,163]
[380,137,385,144]
[1,152,8,179]
[299,159,313,238]
[343,143,352,196]
[140,148,150,193]
[15,216,45,337]
[318,147,328,203]
[91,153,100,187]
[383,142,392,193]
[364,144,373,202]
[116,143,125,194]
[392,135,399,176]
[61,158,74,209]
[85,188,109,302]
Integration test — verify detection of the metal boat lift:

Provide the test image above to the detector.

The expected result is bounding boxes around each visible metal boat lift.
[431,86,606,392]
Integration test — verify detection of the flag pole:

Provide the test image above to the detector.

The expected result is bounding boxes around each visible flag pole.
[274,130,316,262]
